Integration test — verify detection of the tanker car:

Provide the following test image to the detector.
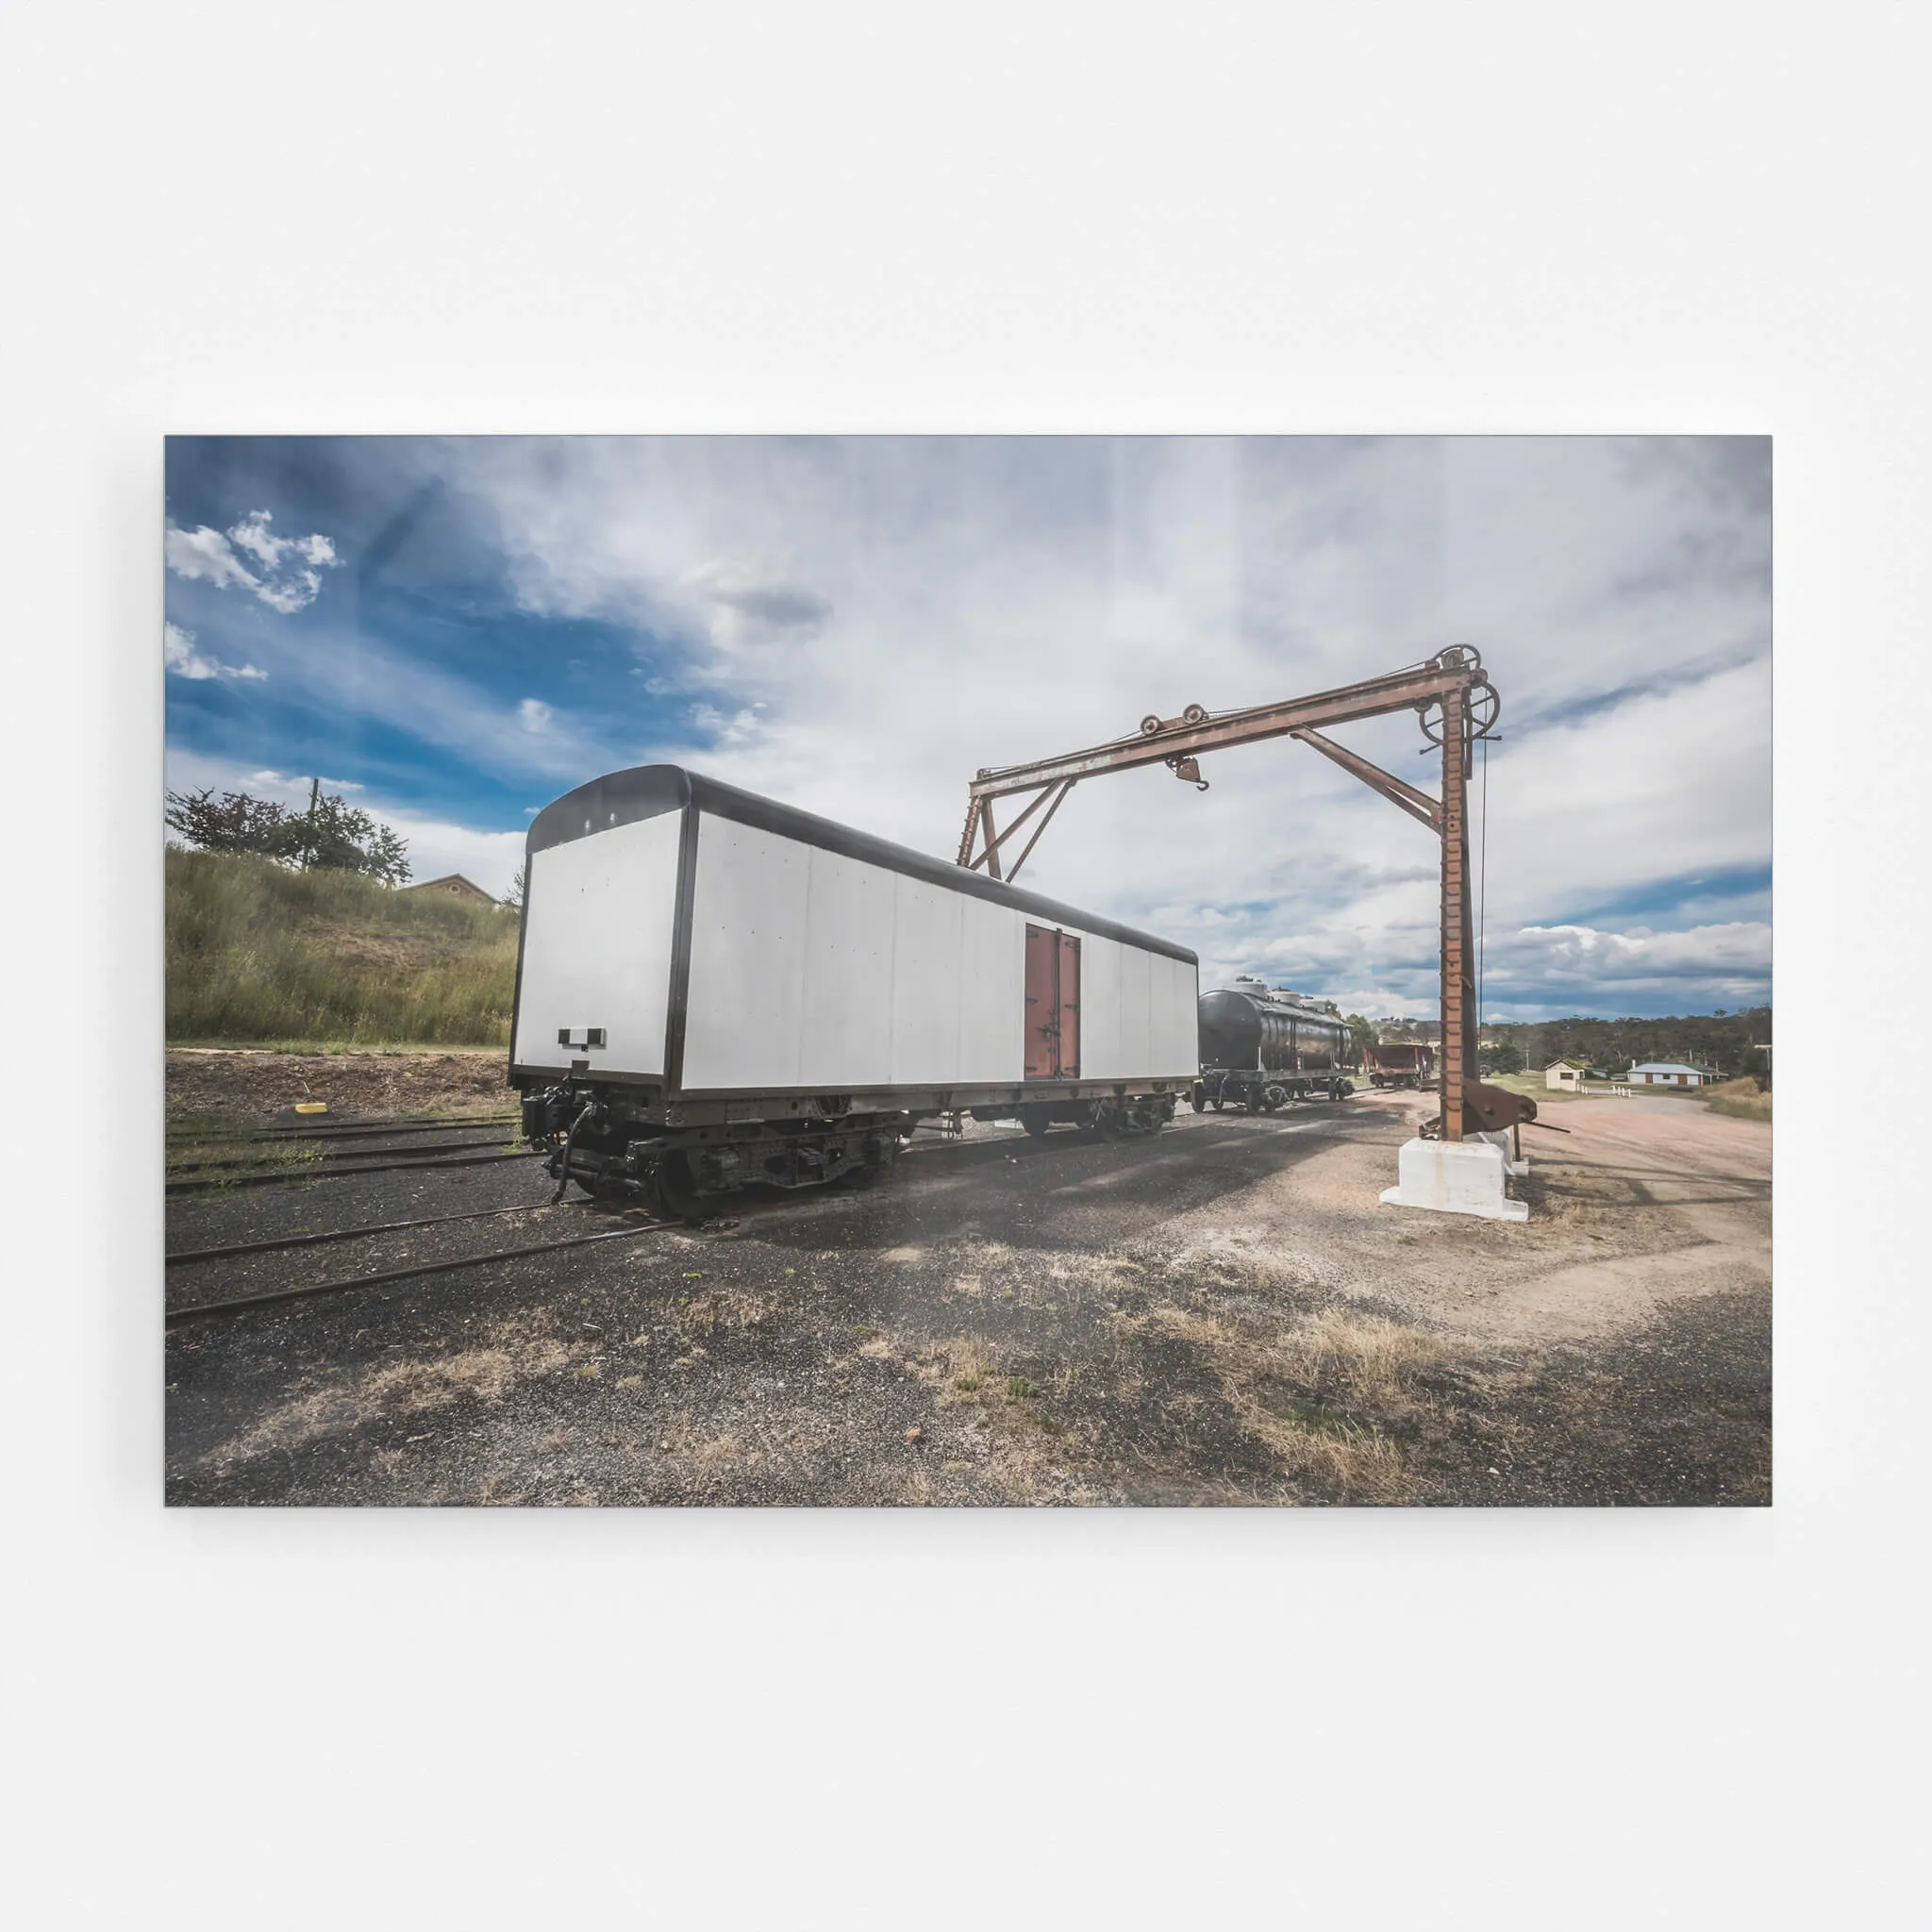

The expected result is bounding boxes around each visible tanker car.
[1191,978,1356,1112]
[510,766,1200,1214]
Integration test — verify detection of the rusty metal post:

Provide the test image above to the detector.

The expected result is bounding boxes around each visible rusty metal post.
[975,796,1004,881]
[1439,690,1474,1140]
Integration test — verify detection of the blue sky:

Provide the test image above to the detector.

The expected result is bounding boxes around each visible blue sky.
[163,436,1771,1024]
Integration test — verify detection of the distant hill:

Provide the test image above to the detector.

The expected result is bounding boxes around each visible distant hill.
[1483,1008,1772,1076]
[166,847,520,1046]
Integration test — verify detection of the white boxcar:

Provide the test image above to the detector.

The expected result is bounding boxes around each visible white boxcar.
[511,766,1198,1211]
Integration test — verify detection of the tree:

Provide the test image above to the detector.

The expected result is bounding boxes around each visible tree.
[294,791,411,883]
[1481,1041,1525,1076]
[163,787,293,858]
[505,864,526,913]
[165,783,410,884]
[1344,1013,1378,1057]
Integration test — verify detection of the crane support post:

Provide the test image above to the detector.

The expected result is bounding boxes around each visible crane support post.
[1439,692,1474,1141]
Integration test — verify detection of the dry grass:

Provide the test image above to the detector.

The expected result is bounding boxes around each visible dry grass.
[167,846,520,1046]
[205,1318,574,1468]
[1275,1309,1456,1405]
[1703,1076,1773,1122]
[1243,1404,1407,1498]
[931,1335,998,1405]
[1142,1297,1458,1502]
[677,1287,778,1335]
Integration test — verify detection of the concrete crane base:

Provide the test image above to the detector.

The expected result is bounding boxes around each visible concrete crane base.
[1380,1135,1529,1222]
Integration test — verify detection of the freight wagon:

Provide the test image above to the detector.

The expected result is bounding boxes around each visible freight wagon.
[1191,979,1356,1112]
[510,766,1200,1214]
[1362,1041,1436,1089]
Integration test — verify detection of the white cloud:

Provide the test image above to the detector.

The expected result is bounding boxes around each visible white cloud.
[165,526,259,593]
[244,769,363,793]
[1499,921,1772,986]
[163,621,265,682]
[686,702,765,746]
[165,509,341,612]
[518,698,555,731]
[308,436,1772,1020]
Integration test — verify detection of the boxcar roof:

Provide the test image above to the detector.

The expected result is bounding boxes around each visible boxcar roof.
[527,764,1198,965]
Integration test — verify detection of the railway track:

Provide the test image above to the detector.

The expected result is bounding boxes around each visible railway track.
[167,1113,520,1146]
[161,1112,1183,1326]
[165,1149,538,1194]
[165,1197,592,1265]
[166,1109,532,1193]
[167,1132,520,1175]
[165,1211,680,1324]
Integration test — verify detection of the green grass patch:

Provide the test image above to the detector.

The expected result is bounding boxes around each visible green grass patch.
[1262,1392,1357,1436]
[166,847,520,1047]
[164,1128,328,1184]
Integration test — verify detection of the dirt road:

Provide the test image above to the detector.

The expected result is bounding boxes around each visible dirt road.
[164,1088,1770,1507]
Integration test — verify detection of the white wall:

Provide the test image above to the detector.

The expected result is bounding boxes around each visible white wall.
[1078,935,1197,1080]
[512,812,683,1074]
[682,814,1032,1091]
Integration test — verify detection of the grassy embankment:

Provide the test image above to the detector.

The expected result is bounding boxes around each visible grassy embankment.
[166,846,519,1047]
[1700,1076,1773,1122]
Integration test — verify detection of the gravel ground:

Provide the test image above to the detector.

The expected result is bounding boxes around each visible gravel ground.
[163,1089,1771,1507]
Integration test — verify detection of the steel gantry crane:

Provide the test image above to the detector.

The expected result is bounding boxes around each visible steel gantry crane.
[955,645,1503,1143]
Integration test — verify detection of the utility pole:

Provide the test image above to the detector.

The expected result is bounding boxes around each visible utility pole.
[305,775,321,870]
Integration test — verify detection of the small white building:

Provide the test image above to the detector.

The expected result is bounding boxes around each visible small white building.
[1545,1058,1588,1091]
[1627,1060,1719,1088]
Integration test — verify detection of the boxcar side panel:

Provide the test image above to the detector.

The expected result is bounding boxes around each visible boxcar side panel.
[1152,953,1201,1072]
[798,844,899,1089]
[888,874,967,1084]
[1116,943,1153,1075]
[956,893,1025,1083]
[512,812,683,1076]
[1076,933,1123,1078]
[681,815,811,1090]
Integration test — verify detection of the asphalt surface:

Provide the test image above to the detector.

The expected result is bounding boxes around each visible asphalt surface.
[162,1093,1772,1507]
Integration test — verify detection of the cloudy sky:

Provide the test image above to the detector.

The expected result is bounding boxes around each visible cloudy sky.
[163,436,1770,1024]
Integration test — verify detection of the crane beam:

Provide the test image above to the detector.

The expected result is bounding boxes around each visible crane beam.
[965,661,1471,802]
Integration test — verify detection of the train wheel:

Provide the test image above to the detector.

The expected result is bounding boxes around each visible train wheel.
[652,1152,711,1223]
[1021,1106,1053,1139]
[1085,1101,1124,1141]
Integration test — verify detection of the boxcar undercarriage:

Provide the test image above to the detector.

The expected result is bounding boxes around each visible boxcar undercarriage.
[521,1077,1182,1217]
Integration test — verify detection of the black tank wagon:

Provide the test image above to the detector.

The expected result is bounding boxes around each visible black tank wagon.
[1191,978,1356,1113]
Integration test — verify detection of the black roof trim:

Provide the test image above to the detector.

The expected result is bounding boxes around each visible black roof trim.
[525,764,1197,965]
